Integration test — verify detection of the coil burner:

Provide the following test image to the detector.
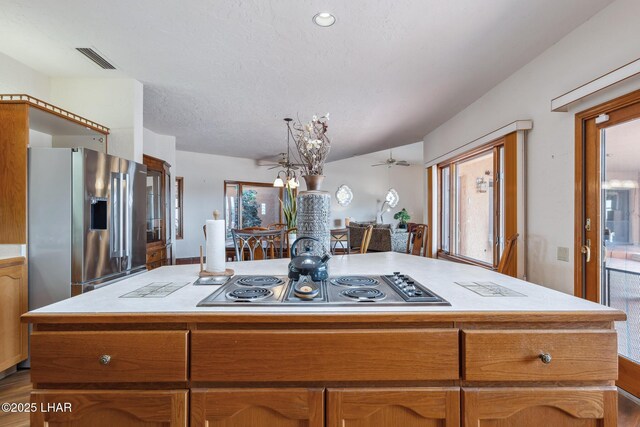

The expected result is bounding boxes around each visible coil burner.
[226,287,273,301]
[331,276,380,287]
[340,288,386,301]
[235,276,283,287]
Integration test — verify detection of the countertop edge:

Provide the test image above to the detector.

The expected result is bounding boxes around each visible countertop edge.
[21,309,627,324]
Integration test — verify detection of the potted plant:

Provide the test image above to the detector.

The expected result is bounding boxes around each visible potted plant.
[280,184,297,247]
[393,208,410,230]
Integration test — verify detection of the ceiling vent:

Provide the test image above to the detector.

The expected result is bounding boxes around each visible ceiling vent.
[75,48,116,69]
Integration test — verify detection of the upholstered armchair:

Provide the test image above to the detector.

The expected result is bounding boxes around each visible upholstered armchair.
[348,222,392,252]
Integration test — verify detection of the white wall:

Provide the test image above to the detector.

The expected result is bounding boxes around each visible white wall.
[50,78,144,162]
[323,148,424,228]
[423,0,640,294]
[0,52,49,98]
[174,150,278,258]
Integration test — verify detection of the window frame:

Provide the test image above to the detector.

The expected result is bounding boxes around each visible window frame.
[437,137,510,269]
[223,180,285,233]
[175,176,184,240]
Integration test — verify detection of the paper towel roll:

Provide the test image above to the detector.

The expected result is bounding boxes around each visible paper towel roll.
[205,219,226,273]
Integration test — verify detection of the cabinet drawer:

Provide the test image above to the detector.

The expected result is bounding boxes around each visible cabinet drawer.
[192,329,459,382]
[146,248,165,263]
[463,330,617,381]
[31,331,188,383]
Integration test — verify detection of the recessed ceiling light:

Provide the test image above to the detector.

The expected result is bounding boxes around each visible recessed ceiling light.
[313,12,336,27]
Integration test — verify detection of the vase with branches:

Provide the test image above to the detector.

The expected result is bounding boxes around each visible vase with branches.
[291,113,331,190]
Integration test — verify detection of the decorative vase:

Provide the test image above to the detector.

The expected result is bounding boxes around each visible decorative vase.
[302,175,325,191]
[296,189,331,257]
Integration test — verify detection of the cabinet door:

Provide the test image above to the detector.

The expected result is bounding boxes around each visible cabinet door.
[327,388,460,427]
[0,257,27,371]
[191,388,323,427]
[31,390,187,427]
[463,387,617,427]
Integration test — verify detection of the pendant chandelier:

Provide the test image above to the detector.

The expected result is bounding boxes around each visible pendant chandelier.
[273,118,300,188]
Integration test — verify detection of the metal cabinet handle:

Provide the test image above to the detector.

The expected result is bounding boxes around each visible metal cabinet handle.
[539,353,552,364]
[99,354,111,365]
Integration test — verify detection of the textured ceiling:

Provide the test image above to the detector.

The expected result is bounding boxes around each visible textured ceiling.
[0,0,613,160]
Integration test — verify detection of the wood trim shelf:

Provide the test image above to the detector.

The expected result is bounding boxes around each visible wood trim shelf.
[0,94,109,134]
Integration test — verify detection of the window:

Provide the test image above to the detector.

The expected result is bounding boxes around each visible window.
[224,181,284,236]
[438,137,515,269]
[175,177,183,239]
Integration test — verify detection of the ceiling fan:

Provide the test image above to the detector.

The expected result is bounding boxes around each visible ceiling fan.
[257,152,302,170]
[257,118,304,170]
[371,151,410,167]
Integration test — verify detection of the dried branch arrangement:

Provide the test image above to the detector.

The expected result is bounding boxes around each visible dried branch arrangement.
[292,113,331,175]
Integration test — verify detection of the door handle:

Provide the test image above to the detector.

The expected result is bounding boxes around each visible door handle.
[581,244,591,263]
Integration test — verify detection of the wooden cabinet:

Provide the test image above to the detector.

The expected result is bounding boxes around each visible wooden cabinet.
[143,154,172,270]
[24,315,622,425]
[463,387,617,426]
[463,330,618,381]
[31,390,187,427]
[191,388,324,427]
[191,329,459,382]
[327,388,459,427]
[0,257,28,371]
[30,331,188,383]
[0,104,28,244]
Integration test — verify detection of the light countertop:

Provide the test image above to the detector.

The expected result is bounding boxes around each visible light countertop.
[26,252,624,318]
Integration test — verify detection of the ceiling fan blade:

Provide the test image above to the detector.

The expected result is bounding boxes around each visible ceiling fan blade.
[267,165,281,170]
[396,161,411,166]
[371,163,387,167]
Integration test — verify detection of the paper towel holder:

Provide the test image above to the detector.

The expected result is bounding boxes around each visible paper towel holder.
[199,245,234,278]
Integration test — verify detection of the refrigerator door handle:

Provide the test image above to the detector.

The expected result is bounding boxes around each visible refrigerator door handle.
[119,173,126,260]
[121,173,130,268]
[110,173,121,260]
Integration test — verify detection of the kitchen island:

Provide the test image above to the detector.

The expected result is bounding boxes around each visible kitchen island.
[23,252,625,426]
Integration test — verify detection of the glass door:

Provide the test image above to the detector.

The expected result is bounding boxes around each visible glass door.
[601,117,640,394]
[579,96,640,398]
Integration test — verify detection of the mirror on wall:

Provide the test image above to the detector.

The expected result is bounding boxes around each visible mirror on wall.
[336,185,353,206]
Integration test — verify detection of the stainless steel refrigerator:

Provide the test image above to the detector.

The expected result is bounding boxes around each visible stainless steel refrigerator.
[28,147,147,311]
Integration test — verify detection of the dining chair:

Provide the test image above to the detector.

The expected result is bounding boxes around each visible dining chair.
[351,225,373,254]
[330,228,351,255]
[269,223,289,256]
[406,224,428,256]
[231,228,285,261]
[497,233,519,274]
